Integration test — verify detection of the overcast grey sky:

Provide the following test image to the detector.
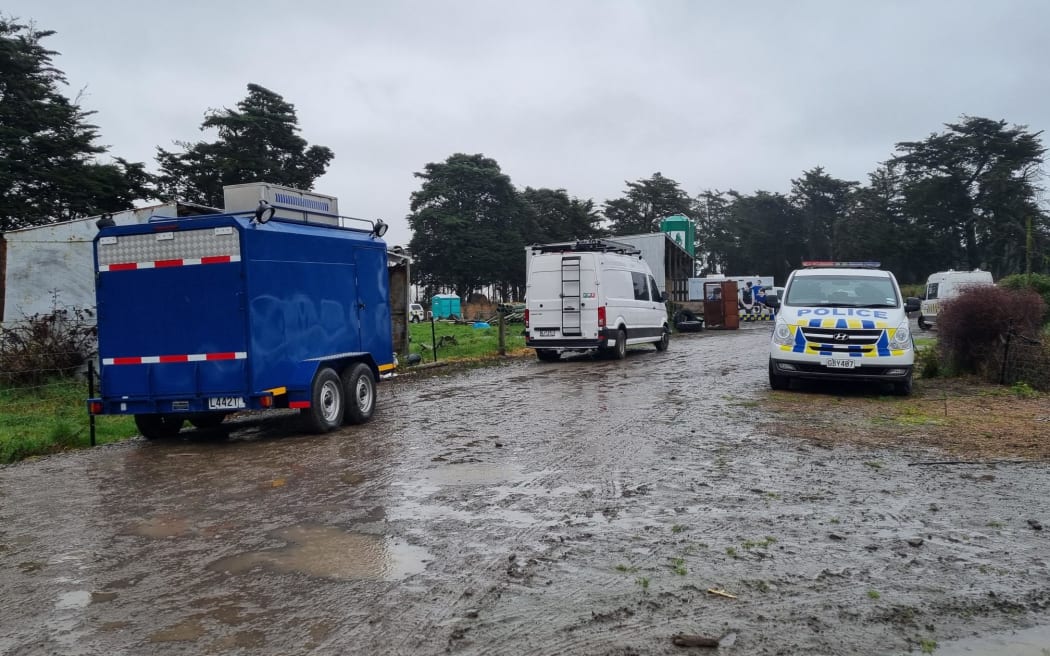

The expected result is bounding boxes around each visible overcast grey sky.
[8,0,1050,246]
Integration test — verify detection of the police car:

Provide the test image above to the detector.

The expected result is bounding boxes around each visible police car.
[766,261,921,395]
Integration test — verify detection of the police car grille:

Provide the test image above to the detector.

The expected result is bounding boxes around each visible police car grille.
[800,327,883,351]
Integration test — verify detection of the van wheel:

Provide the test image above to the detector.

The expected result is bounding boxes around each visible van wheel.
[768,361,790,391]
[342,363,376,425]
[302,367,344,433]
[655,328,669,352]
[135,413,184,440]
[536,349,560,362]
[614,329,627,360]
[893,374,913,396]
[917,315,928,330]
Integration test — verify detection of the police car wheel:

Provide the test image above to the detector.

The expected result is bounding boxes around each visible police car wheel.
[342,362,376,425]
[768,361,790,391]
[893,375,913,396]
[302,367,344,433]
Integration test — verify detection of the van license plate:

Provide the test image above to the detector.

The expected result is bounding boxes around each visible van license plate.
[538,329,555,336]
[824,358,856,369]
[208,396,246,410]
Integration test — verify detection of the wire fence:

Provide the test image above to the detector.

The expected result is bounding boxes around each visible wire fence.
[989,331,1050,391]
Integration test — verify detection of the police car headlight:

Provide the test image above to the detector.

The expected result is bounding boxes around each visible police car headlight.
[772,319,793,346]
[890,320,912,349]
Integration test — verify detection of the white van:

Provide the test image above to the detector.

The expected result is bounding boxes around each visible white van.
[408,303,425,323]
[525,239,670,361]
[918,269,994,330]
[766,262,920,395]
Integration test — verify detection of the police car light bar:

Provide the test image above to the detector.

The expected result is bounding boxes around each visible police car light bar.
[802,261,881,268]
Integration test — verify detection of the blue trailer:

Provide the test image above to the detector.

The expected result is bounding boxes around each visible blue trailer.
[87,202,396,439]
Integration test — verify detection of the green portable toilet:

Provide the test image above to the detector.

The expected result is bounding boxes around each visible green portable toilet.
[431,294,462,319]
[660,214,695,257]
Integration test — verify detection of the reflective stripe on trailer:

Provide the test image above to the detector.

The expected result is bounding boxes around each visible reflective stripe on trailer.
[98,254,241,272]
[102,352,247,365]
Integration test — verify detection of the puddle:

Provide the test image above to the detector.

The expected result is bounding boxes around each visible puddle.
[128,516,193,538]
[936,624,1050,655]
[55,590,91,609]
[207,523,428,581]
[149,618,206,642]
[421,463,524,485]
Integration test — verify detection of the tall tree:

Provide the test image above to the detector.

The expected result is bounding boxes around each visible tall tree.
[725,191,805,284]
[789,167,858,261]
[693,190,734,275]
[407,154,525,301]
[891,116,1047,278]
[156,84,333,208]
[521,187,603,244]
[603,172,692,235]
[0,18,153,231]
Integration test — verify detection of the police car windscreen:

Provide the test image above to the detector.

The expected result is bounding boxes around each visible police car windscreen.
[786,275,897,307]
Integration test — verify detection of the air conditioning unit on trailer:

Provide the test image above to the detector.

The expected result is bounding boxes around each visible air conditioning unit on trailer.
[222,182,340,226]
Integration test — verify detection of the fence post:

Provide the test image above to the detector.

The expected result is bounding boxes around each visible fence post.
[87,359,96,447]
[999,331,1012,385]
[498,307,506,356]
[430,316,438,363]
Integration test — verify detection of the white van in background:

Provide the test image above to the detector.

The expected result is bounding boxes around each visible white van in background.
[918,269,994,330]
[525,239,670,361]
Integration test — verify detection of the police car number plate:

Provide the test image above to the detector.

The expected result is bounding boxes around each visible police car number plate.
[824,358,856,369]
[208,396,246,410]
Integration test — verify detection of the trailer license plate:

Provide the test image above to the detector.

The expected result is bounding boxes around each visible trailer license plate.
[208,397,246,410]
[538,329,555,336]
[824,358,856,369]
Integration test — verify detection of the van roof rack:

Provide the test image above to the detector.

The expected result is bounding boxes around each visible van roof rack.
[531,239,641,255]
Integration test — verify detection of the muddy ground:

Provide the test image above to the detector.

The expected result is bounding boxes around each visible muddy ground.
[1,325,1049,655]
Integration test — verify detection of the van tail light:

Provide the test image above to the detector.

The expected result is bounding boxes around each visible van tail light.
[598,306,606,328]
[260,395,273,408]
[524,309,530,328]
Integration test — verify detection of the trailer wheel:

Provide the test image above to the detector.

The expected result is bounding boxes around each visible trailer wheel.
[342,362,376,425]
[302,367,344,433]
[189,413,227,430]
[613,329,627,360]
[135,413,185,440]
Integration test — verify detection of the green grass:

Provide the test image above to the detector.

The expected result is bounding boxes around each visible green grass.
[867,589,881,599]
[0,378,138,463]
[408,320,527,362]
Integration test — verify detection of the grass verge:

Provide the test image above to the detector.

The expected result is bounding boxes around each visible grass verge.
[408,320,527,362]
[0,378,137,464]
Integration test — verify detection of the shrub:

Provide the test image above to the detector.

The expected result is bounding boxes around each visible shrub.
[0,297,96,386]
[937,286,1046,375]
[998,273,1050,326]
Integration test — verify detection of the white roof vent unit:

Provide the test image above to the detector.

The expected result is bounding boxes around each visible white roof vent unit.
[222,182,339,226]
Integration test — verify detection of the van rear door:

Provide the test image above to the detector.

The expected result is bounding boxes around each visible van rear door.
[527,253,598,339]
